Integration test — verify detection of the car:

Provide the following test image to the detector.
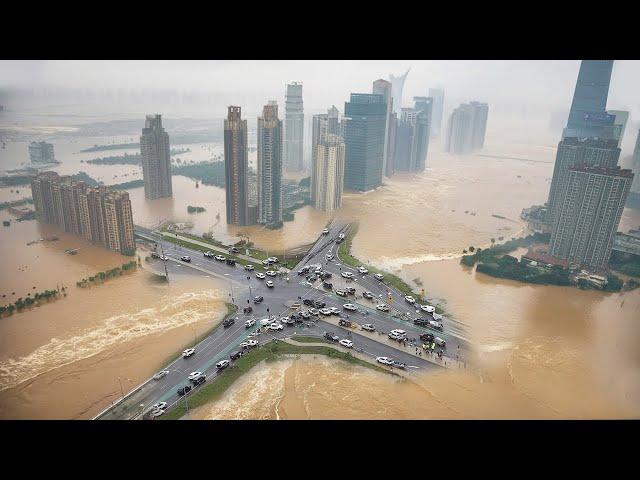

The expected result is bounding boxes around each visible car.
[268,257,279,263]
[358,266,368,274]
[323,282,333,289]
[308,308,319,316]
[361,323,375,332]
[245,319,256,328]
[188,371,203,381]
[322,228,329,235]
[300,311,310,319]
[192,375,207,386]
[215,359,230,370]
[298,266,310,275]
[266,280,274,288]
[388,332,404,341]
[341,271,354,279]
[435,337,446,347]
[268,322,283,331]
[229,246,240,254]
[390,329,407,337]
[321,272,332,280]
[329,307,340,315]
[223,317,236,328]
[392,361,407,369]
[260,318,274,327]
[182,348,195,358]
[266,270,277,277]
[404,295,416,304]
[204,251,215,258]
[151,402,168,411]
[303,299,314,306]
[180,255,191,262]
[414,318,429,327]
[358,309,369,316]
[420,304,436,313]
[239,339,259,349]
[326,253,334,261]
[177,385,192,396]
[324,331,339,342]
[429,320,443,330]
[335,289,347,297]
[420,332,435,342]
[319,308,332,316]
[339,339,353,348]
[153,370,169,380]
[225,258,236,266]
[215,255,226,261]
[244,264,255,271]
[363,291,374,300]
[374,273,384,281]
[262,259,272,266]
[343,303,358,311]
[339,319,352,327]
[243,306,253,314]
[335,238,343,244]
[253,295,264,304]
[151,252,161,259]
[255,272,266,279]
[345,287,356,295]
[376,304,390,312]
[150,408,165,417]
[432,312,443,321]
[159,255,169,261]
[376,356,394,366]
[282,317,295,326]
[307,274,317,282]
[313,300,326,308]
[230,350,243,360]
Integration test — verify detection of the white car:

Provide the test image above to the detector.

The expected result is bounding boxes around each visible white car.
[326,253,334,261]
[341,271,354,279]
[374,273,384,281]
[244,264,255,271]
[240,339,259,349]
[322,228,329,235]
[151,402,167,411]
[388,332,404,341]
[358,266,368,274]
[266,270,277,277]
[338,233,345,240]
[435,337,446,347]
[268,323,283,331]
[180,255,191,262]
[245,319,256,328]
[204,251,215,258]
[255,272,266,279]
[216,359,230,369]
[215,255,226,261]
[390,329,407,337]
[420,304,436,313]
[404,295,415,304]
[268,257,279,263]
[342,303,358,311]
[376,356,394,366]
[266,280,274,288]
[429,320,443,330]
[153,370,169,380]
[335,289,347,297]
[188,371,203,381]
[432,312,443,321]
[361,323,375,332]
[260,318,274,326]
[151,409,165,418]
[319,308,332,316]
[160,255,169,261]
[376,304,390,312]
[329,307,340,314]
[182,348,195,358]
[339,339,353,348]
[262,259,272,266]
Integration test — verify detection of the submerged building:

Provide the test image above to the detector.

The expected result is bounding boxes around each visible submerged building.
[140,114,172,200]
[29,141,56,164]
[284,82,304,172]
[257,102,283,227]
[223,106,250,226]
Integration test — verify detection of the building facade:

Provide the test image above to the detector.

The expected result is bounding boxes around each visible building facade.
[428,88,445,137]
[257,102,283,227]
[312,133,345,212]
[372,79,394,178]
[140,114,172,200]
[444,102,488,154]
[29,141,56,163]
[389,69,409,118]
[284,82,304,172]
[469,101,489,150]
[30,172,135,255]
[607,109,629,147]
[343,93,387,192]
[549,165,633,271]
[632,129,640,194]
[223,106,250,226]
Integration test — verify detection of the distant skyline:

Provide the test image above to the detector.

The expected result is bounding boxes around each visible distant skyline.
[2,60,639,118]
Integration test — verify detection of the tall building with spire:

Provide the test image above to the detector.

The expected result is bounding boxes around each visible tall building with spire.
[224,106,250,226]
[257,102,283,227]
[389,69,409,117]
[372,79,395,177]
[428,88,445,137]
[140,114,172,200]
[284,82,304,172]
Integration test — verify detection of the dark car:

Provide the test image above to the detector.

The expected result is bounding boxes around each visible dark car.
[303,299,314,306]
[243,306,253,314]
[346,287,356,295]
[298,267,310,275]
[323,282,333,289]
[253,295,264,304]
[225,258,236,266]
[230,350,243,361]
[339,319,352,327]
[313,300,326,308]
[223,317,236,328]
[192,375,207,386]
[363,291,374,300]
[307,275,317,282]
[324,331,339,342]
[414,318,429,327]
[294,316,303,323]
[420,332,435,342]
[321,272,332,280]
[177,385,192,396]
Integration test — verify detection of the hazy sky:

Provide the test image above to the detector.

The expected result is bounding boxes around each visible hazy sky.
[2,60,639,115]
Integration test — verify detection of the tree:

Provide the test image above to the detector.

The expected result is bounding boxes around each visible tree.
[469,246,475,252]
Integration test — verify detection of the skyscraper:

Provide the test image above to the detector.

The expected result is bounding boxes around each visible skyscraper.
[469,101,489,150]
[343,93,387,192]
[372,79,394,177]
[562,60,616,140]
[224,106,250,226]
[549,165,633,271]
[389,69,409,117]
[606,109,629,148]
[140,114,172,200]
[284,82,304,172]
[428,88,445,137]
[631,129,640,195]
[394,98,432,172]
[257,102,283,227]
[312,133,345,212]
[29,141,56,164]
[444,102,488,154]
[546,137,620,226]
